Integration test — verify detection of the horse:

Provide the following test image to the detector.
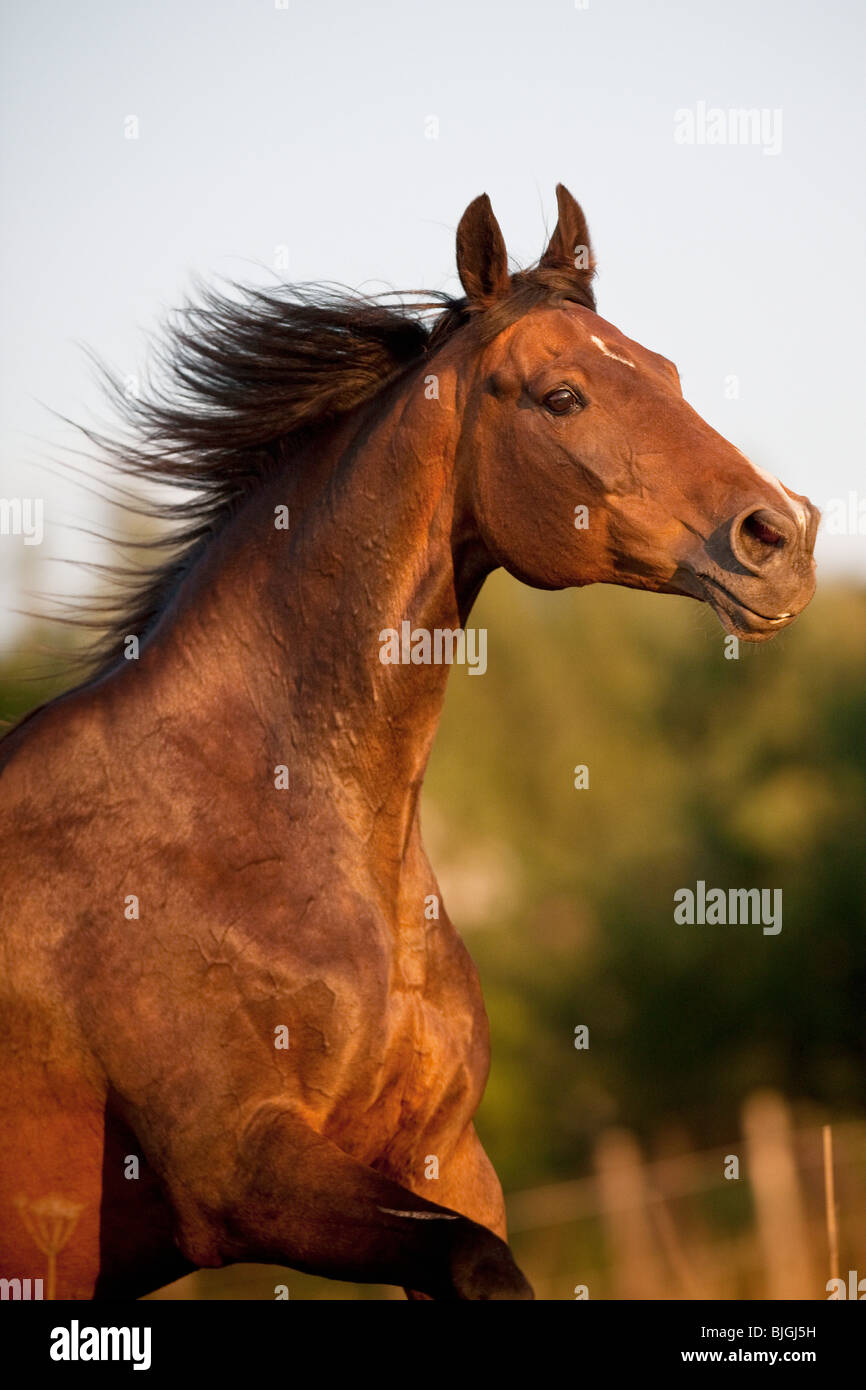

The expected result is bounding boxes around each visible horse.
[0,185,818,1300]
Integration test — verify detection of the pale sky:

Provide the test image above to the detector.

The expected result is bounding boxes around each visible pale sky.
[1,0,864,646]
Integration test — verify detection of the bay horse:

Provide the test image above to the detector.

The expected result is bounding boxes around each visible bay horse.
[0,186,818,1300]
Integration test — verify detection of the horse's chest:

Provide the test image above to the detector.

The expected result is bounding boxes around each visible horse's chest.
[385,939,488,1138]
[318,914,488,1162]
[328,995,481,1170]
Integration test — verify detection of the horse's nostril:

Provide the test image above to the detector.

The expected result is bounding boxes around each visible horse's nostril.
[729,507,792,573]
[742,511,786,548]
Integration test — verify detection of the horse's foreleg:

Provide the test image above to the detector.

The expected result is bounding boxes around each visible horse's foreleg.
[402,1123,513,1300]
[170,1104,532,1300]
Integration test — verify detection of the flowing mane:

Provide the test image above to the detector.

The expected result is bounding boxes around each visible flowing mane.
[62,266,596,679]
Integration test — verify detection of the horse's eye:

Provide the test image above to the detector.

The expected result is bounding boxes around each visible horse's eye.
[543,387,583,415]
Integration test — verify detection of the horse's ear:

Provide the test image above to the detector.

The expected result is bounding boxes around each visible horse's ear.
[456,193,511,304]
[539,183,596,288]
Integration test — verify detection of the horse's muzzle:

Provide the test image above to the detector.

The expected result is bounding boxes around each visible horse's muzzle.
[695,496,820,641]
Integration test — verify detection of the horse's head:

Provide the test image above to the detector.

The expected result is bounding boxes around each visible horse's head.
[446,185,818,640]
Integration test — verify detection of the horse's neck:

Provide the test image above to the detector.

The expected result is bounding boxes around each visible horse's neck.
[99,370,485,866]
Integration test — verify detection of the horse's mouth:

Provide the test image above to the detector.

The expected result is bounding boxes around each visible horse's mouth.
[698,573,798,641]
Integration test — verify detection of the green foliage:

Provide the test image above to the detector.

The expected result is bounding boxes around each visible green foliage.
[424,577,866,1189]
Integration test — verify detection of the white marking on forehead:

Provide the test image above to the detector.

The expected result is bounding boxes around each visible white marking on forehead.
[590,334,636,369]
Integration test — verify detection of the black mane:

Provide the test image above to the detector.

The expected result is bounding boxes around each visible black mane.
[51,266,596,678]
